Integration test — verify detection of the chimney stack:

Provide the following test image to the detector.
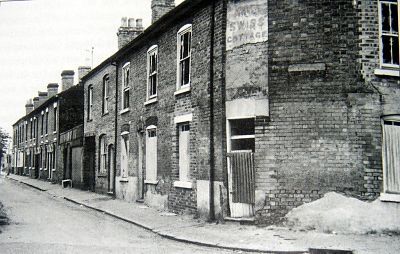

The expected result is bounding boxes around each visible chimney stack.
[151,0,175,24]
[25,99,34,115]
[47,83,59,97]
[33,97,40,109]
[78,66,91,81]
[117,17,144,49]
[61,70,75,91]
[38,91,48,105]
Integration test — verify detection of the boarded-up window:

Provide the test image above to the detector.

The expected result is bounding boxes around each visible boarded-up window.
[179,123,190,181]
[145,127,157,181]
[383,120,400,193]
[120,134,129,178]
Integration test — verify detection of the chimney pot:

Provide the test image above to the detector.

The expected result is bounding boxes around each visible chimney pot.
[136,19,143,29]
[121,17,128,27]
[128,18,135,27]
[117,17,144,49]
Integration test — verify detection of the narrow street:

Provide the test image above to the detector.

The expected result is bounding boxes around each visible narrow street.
[0,177,242,254]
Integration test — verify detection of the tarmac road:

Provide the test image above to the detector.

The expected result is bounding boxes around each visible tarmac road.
[0,177,245,254]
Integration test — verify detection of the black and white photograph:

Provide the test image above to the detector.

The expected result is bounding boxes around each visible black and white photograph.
[0,0,399,253]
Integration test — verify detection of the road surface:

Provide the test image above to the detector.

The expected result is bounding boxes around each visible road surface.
[0,176,244,254]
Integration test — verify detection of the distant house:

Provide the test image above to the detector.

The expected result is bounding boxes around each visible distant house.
[12,70,85,186]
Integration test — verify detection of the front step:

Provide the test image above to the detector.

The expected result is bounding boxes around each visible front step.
[136,199,144,203]
[224,216,255,225]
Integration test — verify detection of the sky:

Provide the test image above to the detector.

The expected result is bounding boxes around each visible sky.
[0,0,184,137]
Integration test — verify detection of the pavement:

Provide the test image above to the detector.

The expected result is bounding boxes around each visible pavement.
[4,174,400,254]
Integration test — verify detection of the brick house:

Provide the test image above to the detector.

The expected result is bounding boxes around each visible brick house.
[12,70,85,186]
[11,0,400,224]
[80,0,400,223]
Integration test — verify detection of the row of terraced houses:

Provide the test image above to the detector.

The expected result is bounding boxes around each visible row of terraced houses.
[11,0,400,224]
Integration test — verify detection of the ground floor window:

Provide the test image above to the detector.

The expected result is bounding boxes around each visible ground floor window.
[178,123,190,181]
[120,133,129,178]
[145,126,157,181]
[383,118,400,194]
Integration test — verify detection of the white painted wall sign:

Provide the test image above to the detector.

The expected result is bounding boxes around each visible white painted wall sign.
[226,0,268,50]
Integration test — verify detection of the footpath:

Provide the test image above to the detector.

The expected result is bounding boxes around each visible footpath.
[5,174,400,254]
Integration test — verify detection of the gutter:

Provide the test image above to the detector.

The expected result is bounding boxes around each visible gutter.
[112,61,118,197]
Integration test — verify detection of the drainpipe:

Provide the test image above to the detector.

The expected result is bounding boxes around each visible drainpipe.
[112,61,119,198]
[208,0,216,222]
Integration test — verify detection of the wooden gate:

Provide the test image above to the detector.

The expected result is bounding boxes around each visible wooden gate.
[228,151,255,218]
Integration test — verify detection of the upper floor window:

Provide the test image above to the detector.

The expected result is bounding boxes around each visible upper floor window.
[41,111,44,136]
[88,85,93,121]
[147,46,158,101]
[45,109,49,135]
[122,62,130,110]
[379,1,399,68]
[103,75,110,114]
[53,104,57,132]
[177,24,192,89]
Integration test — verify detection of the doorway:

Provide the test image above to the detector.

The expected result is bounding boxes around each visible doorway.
[226,118,256,218]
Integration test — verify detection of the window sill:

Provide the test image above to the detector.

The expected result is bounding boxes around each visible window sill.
[52,168,56,172]
[380,193,400,203]
[144,179,158,185]
[53,131,57,134]
[144,98,158,106]
[120,108,130,115]
[119,178,129,182]
[98,173,108,178]
[374,68,400,77]
[87,119,93,122]
[102,112,109,117]
[173,181,193,189]
[174,86,191,96]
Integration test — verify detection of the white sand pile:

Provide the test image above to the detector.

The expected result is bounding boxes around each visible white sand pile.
[285,192,400,234]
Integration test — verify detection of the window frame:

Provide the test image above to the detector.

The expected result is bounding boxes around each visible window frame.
[120,131,129,178]
[99,135,107,174]
[121,62,131,111]
[102,75,110,115]
[87,85,93,121]
[145,125,158,183]
[378,0,400,69]
[176,24,192,91]
[146,45,158,102]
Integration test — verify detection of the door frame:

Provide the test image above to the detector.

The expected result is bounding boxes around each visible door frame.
[226,117,256,218]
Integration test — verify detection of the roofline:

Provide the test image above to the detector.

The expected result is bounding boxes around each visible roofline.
[81,0,208,82]
[12,83,82,126]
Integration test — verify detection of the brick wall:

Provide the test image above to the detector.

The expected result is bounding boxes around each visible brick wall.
[114,0,227,214]
[254,0,383,224]
[83,64,116,194]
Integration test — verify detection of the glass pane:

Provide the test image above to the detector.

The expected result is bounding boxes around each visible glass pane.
[382,35,392,64]
[180,123,190,132]
[230,118,255,136]
[231,138,255,152]
[382,3,390,32]
[183,58,190,85]
[391,3,398,33]
[124,90,129,108]
[180,62,185,86]
[148,129,156,137]
[151,75,157,95]
[393,36,399,65]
